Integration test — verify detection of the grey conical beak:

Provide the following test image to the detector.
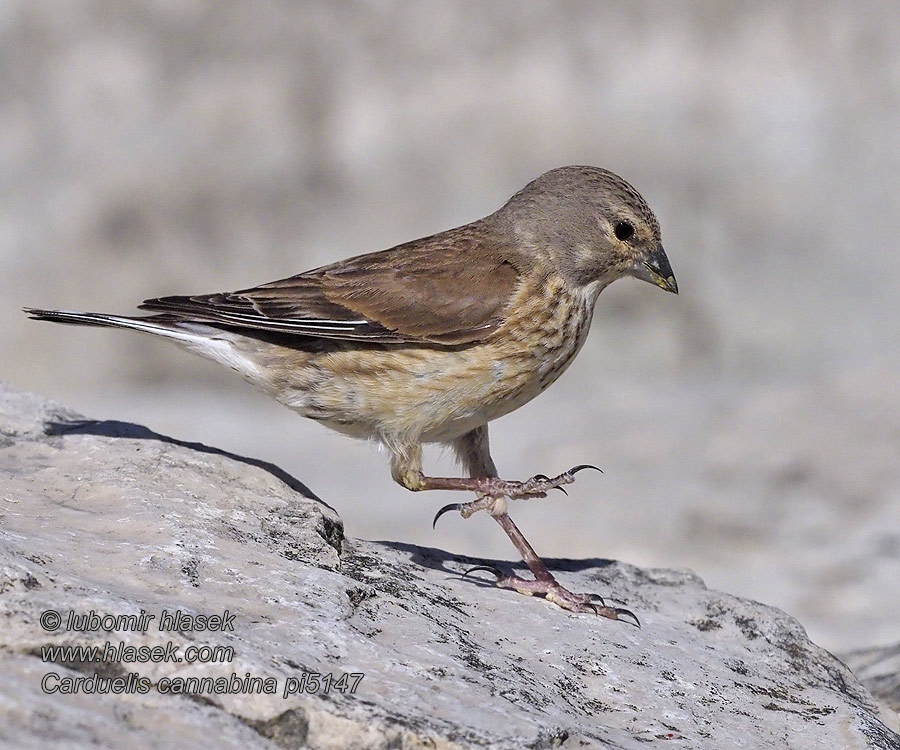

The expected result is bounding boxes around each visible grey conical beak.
[633,245,678,294]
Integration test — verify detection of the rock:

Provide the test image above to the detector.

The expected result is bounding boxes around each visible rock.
[842,644,900,724]
[1,382,898,749]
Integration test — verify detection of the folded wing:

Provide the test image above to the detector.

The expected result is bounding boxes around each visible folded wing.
[139,226,521,346]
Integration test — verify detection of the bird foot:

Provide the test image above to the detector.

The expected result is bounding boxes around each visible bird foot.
[431,464,601,527]
[464,566,639,626]
[516,463,603,498]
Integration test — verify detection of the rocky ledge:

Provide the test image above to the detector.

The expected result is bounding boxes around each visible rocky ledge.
[0,382,897,749]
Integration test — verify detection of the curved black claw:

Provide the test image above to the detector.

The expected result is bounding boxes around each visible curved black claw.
[587,593,607,606]
[585,602,640,626]
[462,565,502,580]
[432,502,464,529]
[614,608,641,628]
[568,464,603,475]
[552,486,569,496]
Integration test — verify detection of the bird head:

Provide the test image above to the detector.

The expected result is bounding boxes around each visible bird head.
[501,166,678,297]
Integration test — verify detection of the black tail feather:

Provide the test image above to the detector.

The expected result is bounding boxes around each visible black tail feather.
[23,308,129,328]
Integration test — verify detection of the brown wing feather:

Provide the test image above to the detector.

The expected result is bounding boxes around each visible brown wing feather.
[139,223,523,346]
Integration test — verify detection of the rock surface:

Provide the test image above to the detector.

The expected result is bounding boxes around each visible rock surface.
[1,383,898,749]
[842,644,900,720]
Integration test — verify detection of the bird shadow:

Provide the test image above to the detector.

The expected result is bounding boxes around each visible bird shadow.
[374,539,621,588]
[43,418,336,514]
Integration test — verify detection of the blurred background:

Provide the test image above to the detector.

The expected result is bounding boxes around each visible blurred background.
[2,1,898,653]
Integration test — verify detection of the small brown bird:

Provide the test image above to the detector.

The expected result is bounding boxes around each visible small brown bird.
[26,166,676,623]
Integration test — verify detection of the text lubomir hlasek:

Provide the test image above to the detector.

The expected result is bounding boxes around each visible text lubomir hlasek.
[64,609,235,633]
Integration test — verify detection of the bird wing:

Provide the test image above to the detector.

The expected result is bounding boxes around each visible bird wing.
[138,226,522,346]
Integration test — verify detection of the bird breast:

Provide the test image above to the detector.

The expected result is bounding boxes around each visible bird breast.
[271,274,595,445]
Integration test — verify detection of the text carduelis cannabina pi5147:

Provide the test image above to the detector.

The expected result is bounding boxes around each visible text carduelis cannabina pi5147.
[26,165,677,624]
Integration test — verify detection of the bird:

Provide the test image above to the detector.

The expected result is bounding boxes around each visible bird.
[25,165,677,624]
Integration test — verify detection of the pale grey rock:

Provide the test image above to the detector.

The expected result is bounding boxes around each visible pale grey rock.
[1,383,898,749]
[842,644,900,724]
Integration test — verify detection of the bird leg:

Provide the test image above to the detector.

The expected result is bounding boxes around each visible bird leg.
[478,512,638,624]
[389,427,637,624]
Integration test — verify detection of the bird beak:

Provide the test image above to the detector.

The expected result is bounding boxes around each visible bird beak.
[632,245,678,294]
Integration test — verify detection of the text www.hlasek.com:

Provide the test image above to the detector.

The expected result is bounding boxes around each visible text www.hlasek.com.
[40,640,232,665]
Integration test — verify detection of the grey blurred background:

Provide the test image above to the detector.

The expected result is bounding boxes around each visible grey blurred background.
[3,1,898,652]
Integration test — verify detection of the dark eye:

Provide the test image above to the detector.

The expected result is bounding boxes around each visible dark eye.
[614,221,635,241]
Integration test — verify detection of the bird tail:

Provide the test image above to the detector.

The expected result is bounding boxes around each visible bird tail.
[23,307,269,385]
[23,308,209,345]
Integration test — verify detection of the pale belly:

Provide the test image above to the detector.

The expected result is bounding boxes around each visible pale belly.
[276,290,594,445]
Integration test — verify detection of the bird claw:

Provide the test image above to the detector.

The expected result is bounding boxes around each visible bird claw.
[568,463,603,476]
[587,592,607,605]
[462,565,503,580]
[612,607,641,628]
[583,602,640,626]
[432,502,464,528]
[530,473,551,483]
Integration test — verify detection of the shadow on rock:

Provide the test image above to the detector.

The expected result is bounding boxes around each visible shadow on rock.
[374,539,620,586]
[43,418,335,513]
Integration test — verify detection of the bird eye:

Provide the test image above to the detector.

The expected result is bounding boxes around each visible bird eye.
[614,221,635,241]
